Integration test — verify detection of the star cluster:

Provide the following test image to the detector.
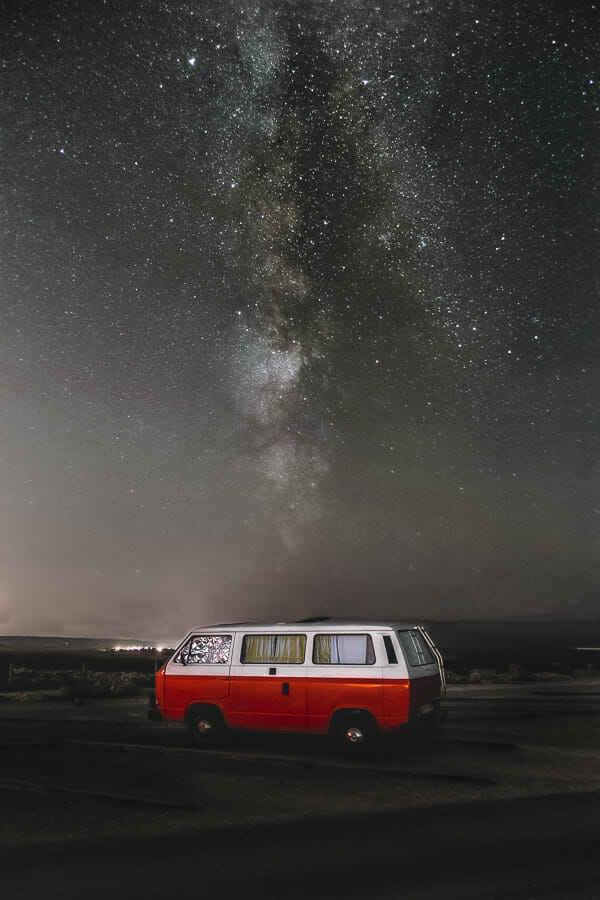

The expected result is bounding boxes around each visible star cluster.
[1,0,599,636]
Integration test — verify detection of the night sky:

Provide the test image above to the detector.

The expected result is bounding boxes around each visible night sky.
[2,0,599,639]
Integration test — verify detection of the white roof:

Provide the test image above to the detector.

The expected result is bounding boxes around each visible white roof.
[188,619,423,633]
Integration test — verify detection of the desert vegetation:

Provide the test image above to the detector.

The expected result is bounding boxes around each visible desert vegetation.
[0,648,172,701]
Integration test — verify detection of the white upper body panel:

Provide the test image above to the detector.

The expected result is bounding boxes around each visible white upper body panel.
[165,620,443,684]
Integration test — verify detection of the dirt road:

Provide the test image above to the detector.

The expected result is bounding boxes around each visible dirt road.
[1,681,599,898]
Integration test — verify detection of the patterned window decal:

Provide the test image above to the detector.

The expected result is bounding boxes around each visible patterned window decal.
[173,634,232,665]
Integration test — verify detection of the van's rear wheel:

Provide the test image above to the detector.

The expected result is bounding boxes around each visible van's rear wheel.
[187,708,225,747]
[330,713,378,757]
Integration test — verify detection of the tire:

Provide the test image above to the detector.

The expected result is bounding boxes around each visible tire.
[330,713,378,757]
[187,707,225,748]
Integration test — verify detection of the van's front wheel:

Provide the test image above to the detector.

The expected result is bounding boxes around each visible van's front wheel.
[187,707,225,747]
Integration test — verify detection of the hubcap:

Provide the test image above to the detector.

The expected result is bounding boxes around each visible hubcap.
[345,726,364,744]
[195,719,212,735]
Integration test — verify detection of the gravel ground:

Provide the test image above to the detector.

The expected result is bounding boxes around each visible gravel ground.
[1,681,599,851]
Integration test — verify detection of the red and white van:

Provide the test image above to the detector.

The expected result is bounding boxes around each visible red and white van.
[150,618,445,751]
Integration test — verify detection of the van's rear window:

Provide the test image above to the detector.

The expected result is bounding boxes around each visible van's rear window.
[313,634,375,665]
[397,630,434,667]
[241,634,306,664]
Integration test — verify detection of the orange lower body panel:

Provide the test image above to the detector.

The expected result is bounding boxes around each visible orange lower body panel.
[164,673,230,718]
[162,674,422,734]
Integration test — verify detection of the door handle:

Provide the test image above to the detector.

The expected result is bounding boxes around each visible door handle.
[282,682,289,695]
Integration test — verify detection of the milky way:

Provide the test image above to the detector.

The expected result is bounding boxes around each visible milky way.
[1,1,599,637]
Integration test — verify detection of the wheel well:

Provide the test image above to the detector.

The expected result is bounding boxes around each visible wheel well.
[184,703,224,726]
[328,708,378,735]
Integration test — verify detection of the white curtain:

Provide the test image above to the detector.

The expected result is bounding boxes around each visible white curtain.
[314,634,373,664]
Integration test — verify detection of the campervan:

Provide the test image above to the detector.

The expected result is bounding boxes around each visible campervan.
[150,618,445,752]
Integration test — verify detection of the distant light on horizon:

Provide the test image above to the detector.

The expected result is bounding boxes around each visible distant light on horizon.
[112,644,166,652]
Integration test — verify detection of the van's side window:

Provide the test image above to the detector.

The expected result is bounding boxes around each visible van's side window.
[383,634,398,664]
[397,630,434,667]
[241,634,306,664]
[313,634,375,665]
[173,634,232,665]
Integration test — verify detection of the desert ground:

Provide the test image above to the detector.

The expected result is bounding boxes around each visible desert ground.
[1,677,599,898]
